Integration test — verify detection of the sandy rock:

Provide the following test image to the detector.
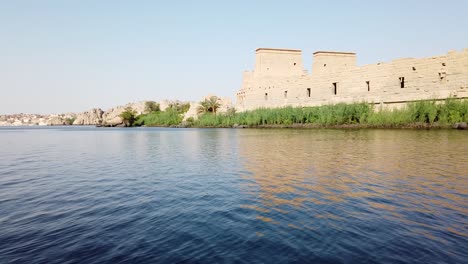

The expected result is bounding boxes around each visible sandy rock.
[216,97,234,114]
[159,100,171,111]
[459,122,468,129]
[453,122,467,130]
[159,100,186,112]
[183,95,235,121]
[182,102,199,121]
[102,101,147,126]
[47,116,66,126]
[200,95,234,114]
[232,124,247,128]
[73,108,104,125]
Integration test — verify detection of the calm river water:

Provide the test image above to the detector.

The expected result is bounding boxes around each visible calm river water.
[0,127,467,263]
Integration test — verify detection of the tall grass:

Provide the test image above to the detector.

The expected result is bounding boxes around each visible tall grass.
[194,99,468,128]
[135,108,183,126]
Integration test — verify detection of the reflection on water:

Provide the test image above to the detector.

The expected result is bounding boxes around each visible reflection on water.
[0,127,466,263]
[237,129,467,261]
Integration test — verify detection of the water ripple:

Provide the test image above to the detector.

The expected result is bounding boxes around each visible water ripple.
[0,127,466,263]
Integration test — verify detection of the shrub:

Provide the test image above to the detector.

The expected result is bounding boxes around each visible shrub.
[119,107,137,127]
[168,102,191,114]
[144,101,160,113]
[64,117,76,125]
[135,108,183,126]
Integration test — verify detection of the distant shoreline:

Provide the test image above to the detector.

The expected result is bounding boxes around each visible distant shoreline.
[1,123,466,130]
[3,99,467,130]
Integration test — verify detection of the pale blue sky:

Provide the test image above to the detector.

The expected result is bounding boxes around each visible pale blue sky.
[1,0,467,114]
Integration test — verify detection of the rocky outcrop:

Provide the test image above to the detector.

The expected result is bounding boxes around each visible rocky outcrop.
[452,122,467,130]
[73,108,104,125]
[217,97,234,114]
[182,95,235,121]
[159,100,171,112]
[182,102,199,121]
[159,100,187,112]
[102,101,147,126]
[47,116,67,126]
[0,99,195,127]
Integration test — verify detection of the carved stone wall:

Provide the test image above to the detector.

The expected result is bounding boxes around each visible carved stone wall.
[236,48,468,111]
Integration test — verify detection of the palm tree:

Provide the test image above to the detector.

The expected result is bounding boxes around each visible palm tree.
[197,96,221,115]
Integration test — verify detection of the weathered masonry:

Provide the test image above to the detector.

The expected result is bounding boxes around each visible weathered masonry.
[235,48,468,111]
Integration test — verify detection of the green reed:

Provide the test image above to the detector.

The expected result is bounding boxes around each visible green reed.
[135,108,183,126]
[194,99,467,128]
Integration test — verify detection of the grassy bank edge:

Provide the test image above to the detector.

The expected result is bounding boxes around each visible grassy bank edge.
[155,122,458,129]
[189,98,468,129]
[129,98,467,129]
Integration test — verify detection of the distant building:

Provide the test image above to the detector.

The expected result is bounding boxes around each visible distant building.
[236,48,468,111]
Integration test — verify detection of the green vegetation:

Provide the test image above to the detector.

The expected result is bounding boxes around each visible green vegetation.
[135,108,183,126]
[197,96,221,115]
[167,102,191,113]
[366,98,468,127]
[125,98,467,128]
[134,103,190,127]
[64,117,76,125]
[193,99,468,128]
[144,101,160,113]
[119,107,137,127]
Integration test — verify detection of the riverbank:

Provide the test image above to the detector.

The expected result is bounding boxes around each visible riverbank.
[152,122,466,130]
[184,99,468,129]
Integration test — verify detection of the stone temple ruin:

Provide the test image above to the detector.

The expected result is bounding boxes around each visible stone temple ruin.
[235,48,468,111]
